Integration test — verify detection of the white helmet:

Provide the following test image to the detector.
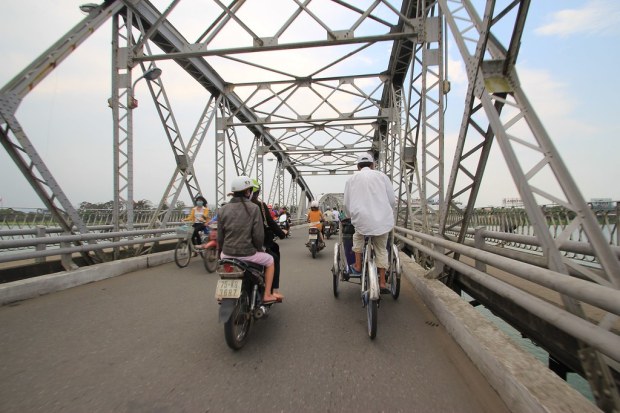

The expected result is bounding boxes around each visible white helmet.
[230,175,254,193]
[310,200,319,208]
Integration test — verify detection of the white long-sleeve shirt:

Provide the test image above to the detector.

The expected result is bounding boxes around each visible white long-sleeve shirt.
[344,167,395,235]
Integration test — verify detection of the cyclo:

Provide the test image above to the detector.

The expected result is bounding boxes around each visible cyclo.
[331,218,401,339]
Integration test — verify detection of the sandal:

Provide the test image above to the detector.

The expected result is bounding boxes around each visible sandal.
[263,297,283,304]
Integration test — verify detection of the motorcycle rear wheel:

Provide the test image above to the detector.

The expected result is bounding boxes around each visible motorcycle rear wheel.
[311,242,317,258]
[174,240,191,268]
[224,289,251,350]
[203,247,218,273]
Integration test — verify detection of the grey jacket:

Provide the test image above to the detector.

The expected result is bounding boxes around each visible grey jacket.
[217,197,265,257]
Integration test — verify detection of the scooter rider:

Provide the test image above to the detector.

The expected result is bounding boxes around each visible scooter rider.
[306,200,325,247]
[331,207,340,232]
[344,153,395,290]
[218,176,283,303]
[251,179,287,297]
[323,206,334,235]
[280,206,291,231]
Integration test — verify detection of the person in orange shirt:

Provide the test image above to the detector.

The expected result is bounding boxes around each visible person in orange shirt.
[306,200,325,246]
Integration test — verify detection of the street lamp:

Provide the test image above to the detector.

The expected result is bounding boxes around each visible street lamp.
[128,67,162,109]
[79,3,98,14]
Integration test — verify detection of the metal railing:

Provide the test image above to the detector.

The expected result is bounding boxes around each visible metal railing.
[394,225,620,365]
[438,202,619,266]
[0,226,182,266]
[0,208,307,267]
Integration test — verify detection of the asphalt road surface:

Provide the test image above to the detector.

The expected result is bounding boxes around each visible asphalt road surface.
[0,228,510,413]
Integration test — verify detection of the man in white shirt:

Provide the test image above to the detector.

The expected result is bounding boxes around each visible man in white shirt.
[344,153,395,290]
[331,207,340,231]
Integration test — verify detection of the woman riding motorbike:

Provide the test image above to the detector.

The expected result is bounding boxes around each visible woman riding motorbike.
[217,176,283,303]
[306,200,325,247]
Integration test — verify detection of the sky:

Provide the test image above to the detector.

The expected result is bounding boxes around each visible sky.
[0,0,619,210]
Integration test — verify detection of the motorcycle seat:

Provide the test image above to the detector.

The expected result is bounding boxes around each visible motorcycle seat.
[219,258,265,272]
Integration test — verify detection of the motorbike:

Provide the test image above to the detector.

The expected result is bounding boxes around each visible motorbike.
[215,258,280,350]
[278,213,290,237]
[324,221,334,239]
[306,222,325,258]
[202,223,218,273]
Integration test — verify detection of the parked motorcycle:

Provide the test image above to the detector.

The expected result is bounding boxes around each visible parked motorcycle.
[306,222,325,258]
[202,223,218,273]
[216,258,281,350]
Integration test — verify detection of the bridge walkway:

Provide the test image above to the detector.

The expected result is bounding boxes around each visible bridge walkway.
[0,229,584,412]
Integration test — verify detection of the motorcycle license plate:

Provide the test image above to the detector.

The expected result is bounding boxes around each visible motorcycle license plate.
[308,234,317,240]
[215,279,242,299]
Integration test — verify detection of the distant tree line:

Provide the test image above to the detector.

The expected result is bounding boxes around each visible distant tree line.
[77,199,187,213]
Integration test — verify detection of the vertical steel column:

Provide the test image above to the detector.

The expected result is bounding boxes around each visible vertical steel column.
[398,39,424,231]
[267,166,277,205]
[256,143,265,188]
[286,177,297,209]
[278,163,285,207]
[297,187,307,221]
[111,12,134,234]
[420,10,445,229]
[215,99,227,207]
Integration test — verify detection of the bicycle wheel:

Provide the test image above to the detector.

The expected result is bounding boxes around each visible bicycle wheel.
[389,245,401,300]
[366,298,378,339]
[174,239,191,268]
[203,247,218,273]
[332,243,340,298]
[363,256,378,339]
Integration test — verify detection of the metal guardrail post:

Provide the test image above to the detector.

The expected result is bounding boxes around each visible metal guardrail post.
[35,226,46,264]
[429,243,444,279]
[60,232,78,271]
[474,226,486,272]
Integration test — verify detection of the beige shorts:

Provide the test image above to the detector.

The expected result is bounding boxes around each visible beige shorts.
[352,231,389,269]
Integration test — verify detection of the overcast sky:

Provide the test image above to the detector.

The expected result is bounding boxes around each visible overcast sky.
[1,0,619,209]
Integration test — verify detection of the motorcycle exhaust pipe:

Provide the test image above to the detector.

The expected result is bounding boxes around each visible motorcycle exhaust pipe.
[254,305,270,319]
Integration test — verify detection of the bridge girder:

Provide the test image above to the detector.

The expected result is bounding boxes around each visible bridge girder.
[2,1,619,409]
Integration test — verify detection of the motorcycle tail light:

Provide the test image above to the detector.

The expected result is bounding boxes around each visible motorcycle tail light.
[224,263,234,273]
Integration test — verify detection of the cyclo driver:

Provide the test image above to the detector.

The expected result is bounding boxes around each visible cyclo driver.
[344,153,395,290]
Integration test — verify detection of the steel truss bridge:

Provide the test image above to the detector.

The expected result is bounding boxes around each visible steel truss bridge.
[1,1,619,410]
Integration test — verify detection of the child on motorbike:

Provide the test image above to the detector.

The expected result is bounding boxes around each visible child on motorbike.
[306,200,325,247]
[217,176,283,303]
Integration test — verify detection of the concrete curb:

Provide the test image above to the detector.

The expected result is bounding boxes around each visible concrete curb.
[0,251,174,306]
[399,252,600,413]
